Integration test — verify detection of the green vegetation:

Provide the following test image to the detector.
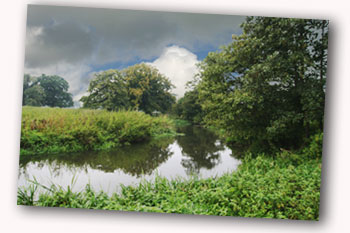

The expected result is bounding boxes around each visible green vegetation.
[80,63,176,114]
[196,17,328,153]
[20,106,176,155]
[18,153,321,220]
[171,118,191,128]
[172,89,204,124]
[23,74,73,107]
[18,16,327,220]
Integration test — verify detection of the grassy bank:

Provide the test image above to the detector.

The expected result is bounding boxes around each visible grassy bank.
[20,107,176,155]
[18,154,321,220]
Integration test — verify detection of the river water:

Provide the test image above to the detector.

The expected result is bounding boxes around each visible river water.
[18,126,241,195]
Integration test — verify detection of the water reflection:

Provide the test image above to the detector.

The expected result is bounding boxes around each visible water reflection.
[18,126,241,195]
[177,126,224,175]
[20,137,175,177]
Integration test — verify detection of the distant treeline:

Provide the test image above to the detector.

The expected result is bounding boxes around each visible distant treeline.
[23,63,176,115]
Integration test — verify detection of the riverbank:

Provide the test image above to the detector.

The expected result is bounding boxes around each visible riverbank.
[20,107,177,155]
[17,153,321,220]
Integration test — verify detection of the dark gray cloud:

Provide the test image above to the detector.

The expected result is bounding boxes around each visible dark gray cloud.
[25,5,244,68]
[25,22,96,67]
[24,5,244,104]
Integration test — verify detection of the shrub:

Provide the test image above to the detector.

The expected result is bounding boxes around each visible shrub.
[20,107,176,155]
[301,133,323,159]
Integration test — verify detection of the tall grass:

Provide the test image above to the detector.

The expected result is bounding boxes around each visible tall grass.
[18,154,321,220]
[20,106,176,155]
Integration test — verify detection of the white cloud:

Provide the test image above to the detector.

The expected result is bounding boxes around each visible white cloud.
[23,46,200,106]
[148,46,199,98]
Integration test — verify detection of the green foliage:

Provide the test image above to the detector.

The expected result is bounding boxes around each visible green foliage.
[22,74,46,106]
[17,184,37,206]
[172,118,191,128]
[173,89,204,124]
[80,70,130,111]
[18,17,325,221]
[23,74,73,107]
[301,132,323,159]
[20,106,176,155]
[124,64,176,114]
[197,16,328,152]
[18,154,321,220]
[81,63,176,114]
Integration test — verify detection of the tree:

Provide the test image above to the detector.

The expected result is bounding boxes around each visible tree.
[123,64,175,114]
[22,74,46,106]
[81,63,176,114]
[173,89,203,124]
[80,70,130,111]
[38,74,74,107]
[197,17,328,152]
[22,74,73,107]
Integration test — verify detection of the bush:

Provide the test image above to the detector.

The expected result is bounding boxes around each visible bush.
[301,133,323,159]
[20,107,176,155]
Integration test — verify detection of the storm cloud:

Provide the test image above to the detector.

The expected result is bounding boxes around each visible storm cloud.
[24,5,244,102]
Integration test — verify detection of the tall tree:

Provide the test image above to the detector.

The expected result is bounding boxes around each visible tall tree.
[81,64,176,114]
[22,74,46,106]
[38,74,74,107]
[173,89,203,124]
[197,17,328,152]
[80,70,130,111]
[22,74,73,107]
[123,64,175,114]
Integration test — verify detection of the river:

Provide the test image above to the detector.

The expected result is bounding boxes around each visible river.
[18,126,241,195]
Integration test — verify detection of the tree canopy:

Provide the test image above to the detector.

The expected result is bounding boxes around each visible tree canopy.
[196,16,328,152]
[81,63,176,114]
[22,74,73,107]
[173,88,203,124]
[79,70,130,111]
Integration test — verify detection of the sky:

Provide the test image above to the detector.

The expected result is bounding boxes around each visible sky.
[24,5,244,105]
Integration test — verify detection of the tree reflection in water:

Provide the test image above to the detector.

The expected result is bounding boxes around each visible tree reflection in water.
[19,137,175,177]
[19,126,235,179]
[176,126,225,175]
